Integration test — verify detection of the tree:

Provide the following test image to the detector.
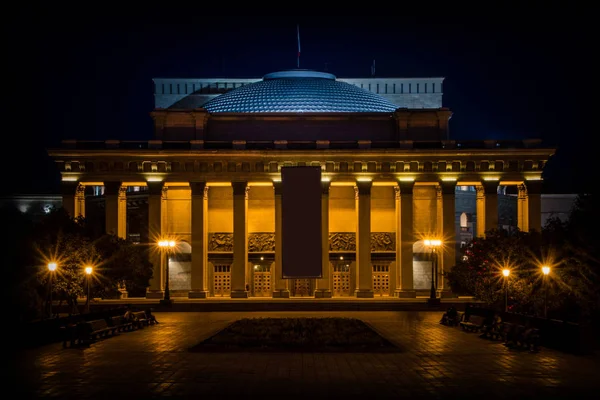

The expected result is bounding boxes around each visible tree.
[93,234,153,298]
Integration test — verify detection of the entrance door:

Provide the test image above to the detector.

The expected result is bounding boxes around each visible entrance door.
[252,264,272,297]
[293,279,311,297]
[332,262,351,296]
[372,263,390,296]
[213,264,231,297]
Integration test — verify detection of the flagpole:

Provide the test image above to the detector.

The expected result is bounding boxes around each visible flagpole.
[297,24,301,69]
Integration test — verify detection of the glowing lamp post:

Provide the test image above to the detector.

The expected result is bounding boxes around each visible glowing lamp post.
[47,262,57,318]
[425,239,442,305]
[85,266,93,313]
[158,240,176,306]
[502,269,510,312]
[542,265,550,318]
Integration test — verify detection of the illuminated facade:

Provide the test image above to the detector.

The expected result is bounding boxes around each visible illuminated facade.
[48,70,555,299]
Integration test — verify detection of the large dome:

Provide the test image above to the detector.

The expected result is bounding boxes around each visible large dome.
[198,70,398,113]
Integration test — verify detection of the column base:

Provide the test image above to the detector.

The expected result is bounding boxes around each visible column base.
[188,290,209,299]
[146,290,164,299]
[314,289,332,298]
[427,297,442,306]
[230,290,249,298]
[118,289,128,299]
[272,289,290,298]
[395,290,416,298]
[355,289,374,298]
[440,290,457,299]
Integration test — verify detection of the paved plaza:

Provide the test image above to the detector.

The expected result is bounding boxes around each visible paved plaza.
[13,311,600,399]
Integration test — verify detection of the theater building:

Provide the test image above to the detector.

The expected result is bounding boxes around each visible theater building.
[47,70,555,299]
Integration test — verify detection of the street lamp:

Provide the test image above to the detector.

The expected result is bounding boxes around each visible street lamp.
[47,262,57,318]
[425,239,442,305]
[158,239,176,305]
[502,269,510,312]
[542,265,550,318]
[85,266,93,313]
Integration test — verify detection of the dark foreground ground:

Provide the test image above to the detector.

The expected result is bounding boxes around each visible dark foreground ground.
[12,311,600,399]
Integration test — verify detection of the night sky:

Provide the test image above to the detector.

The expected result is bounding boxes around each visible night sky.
[4,13,593,196]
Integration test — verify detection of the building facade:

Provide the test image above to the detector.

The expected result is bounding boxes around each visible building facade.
[47,70,555,299]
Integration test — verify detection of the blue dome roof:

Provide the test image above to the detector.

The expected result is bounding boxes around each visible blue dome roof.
[200,70,398,113]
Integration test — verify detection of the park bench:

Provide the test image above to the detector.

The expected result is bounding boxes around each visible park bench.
[82,319,118,342]
[110,315,134,332]
[460,314,487,333]
[131,311,149,328]
[502,323,540,352]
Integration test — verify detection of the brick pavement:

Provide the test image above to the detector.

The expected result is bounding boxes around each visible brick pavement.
[12,311,600,399]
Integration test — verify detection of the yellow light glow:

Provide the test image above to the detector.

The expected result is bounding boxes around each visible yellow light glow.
[146,176,164,182]
[61,176,78,182]
[122,182,147,187]
[321,177,331,182]
[207,182,232,187]
[525,176,543,181]
[47,262,57,272]
[356,177,372,182]
[158,240,176,248]
[163,182,190,187]
[424,239,442,247]
[542,266,550,275]
[85,266,93,275]
[271,178,282,183]
[483,177,500,181]
[372,181,397,186]
[248,182,274,186]
[331,181,356,186]
[339,256,344,260]
[441,177,457,181]
[502,269,510,277]
[399,177,415,182]
[260,256,264,261]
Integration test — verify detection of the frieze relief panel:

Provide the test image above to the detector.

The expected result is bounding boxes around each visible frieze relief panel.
[248,233,275,252]
[208,233,233,252]
[370,232,395,251]
[328,232,394,251]
[329,233,356,251]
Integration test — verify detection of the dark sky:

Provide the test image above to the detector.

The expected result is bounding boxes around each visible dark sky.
[4,13,594,195]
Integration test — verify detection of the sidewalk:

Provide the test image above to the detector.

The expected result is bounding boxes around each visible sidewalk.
[13,311,600,399]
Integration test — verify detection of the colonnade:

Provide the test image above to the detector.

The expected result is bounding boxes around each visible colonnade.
[60,178,543,298]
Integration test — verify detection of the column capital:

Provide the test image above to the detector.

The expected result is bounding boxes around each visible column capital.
[190,181,207,196]
[147,181,164,196]
[355,180,372,195]
[397,180,415,195]
[438,180,456,195]
[232,181,248,197]
[104,181,122,195]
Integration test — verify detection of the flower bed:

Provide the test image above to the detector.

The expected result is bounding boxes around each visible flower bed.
[189,317,400,352]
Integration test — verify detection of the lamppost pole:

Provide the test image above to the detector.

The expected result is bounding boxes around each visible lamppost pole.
[47,262,57,318]
[426,239,441,305]
[85,266,93,313]
[502,269,510,313]
[542,266,550,318]
[159,240,176,306]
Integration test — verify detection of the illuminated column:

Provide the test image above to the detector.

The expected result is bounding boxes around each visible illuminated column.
[272,181,289,297]
[315,181,332,298]
[189,182,209,298]
[231,181,249,298]
[396,180,416,297]
[60,181,78,217]
[146,181,164,297]
[75,183,86,218]
[525,180,542,232]
[105,182,127,238]
[355,181,373,298]
[476,181,499,237]
[439,181,456,294]
[517,184,529,232]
